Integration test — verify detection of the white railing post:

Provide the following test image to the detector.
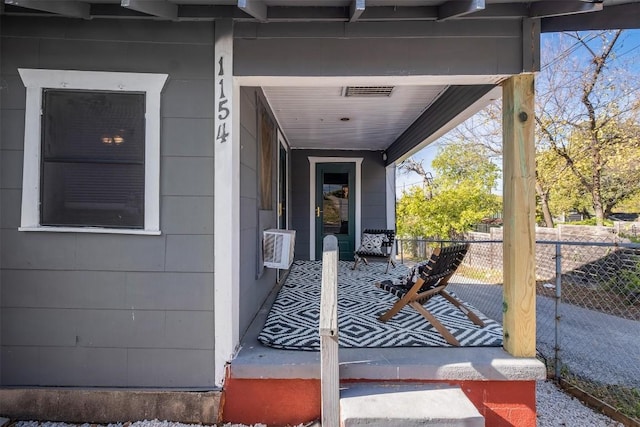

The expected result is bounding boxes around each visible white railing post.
[320,235,340,426]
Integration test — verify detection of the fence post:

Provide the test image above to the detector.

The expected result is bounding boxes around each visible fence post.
[554,242,562,379]
[320,235,339,426]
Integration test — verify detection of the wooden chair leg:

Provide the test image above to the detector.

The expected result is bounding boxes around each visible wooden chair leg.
[352,256,359,270]
[378,300,406,322]
[378,292,414,322]
[440,290,485,327]
[409,301,461,346]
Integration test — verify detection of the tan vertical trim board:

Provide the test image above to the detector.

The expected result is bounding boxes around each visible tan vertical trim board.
[320,235,340,426]
[502,73,536,357]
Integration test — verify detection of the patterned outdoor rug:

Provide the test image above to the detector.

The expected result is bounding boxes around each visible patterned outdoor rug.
[258,260,503,350]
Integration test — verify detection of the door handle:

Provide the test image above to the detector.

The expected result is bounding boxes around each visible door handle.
[316,206,322,217]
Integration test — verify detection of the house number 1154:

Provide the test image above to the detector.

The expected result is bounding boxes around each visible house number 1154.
[216,56,230,143]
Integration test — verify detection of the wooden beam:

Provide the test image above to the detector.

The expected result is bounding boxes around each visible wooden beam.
[120,0,177,20]
[178,5,250,20]
[542,2,640,32]
[466,3,528,19]
[522,18,541,73]
[438,0,485,21]
[359,6,437,21]
[4,0,89,18]
[237,0,267,22]
[350,0,365,22]
[259,6,346,22]
[264,6,439,22]
[530,1,603,18]
[502,74,536,358]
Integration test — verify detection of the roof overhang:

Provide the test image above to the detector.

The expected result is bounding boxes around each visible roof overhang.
[4,0,638,164]
[2,1,639,27]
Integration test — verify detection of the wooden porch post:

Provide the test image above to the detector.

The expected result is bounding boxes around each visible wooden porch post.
[502,73,536,357]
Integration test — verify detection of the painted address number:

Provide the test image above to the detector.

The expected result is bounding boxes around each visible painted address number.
[216,56,230,144]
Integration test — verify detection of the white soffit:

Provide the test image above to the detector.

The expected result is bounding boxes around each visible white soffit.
[263,85,447,150]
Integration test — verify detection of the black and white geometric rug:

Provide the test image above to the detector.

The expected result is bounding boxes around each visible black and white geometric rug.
[258,260,503,350]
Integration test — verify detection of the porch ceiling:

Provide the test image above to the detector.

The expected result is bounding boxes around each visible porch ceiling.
[252,77,500,161]
[263,85,447,151]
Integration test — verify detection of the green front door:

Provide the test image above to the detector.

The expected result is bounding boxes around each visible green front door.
[315,162,356,260]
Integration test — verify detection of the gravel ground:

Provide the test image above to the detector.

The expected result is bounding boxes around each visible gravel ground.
[536,380,623,427]
[11,380,624,427]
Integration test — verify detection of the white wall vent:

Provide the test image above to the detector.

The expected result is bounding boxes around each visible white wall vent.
[263,229,296,269]
[343,86,394,97]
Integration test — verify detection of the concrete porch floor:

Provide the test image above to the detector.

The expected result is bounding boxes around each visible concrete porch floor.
[222,264,546,426]
[232,265,546,382]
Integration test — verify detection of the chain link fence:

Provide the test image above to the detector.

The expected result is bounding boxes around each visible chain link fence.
[396,237,640,421]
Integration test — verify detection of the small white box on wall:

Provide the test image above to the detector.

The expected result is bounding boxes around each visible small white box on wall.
[263,229,296,269]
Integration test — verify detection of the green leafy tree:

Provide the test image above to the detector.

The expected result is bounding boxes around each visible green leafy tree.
[439,30,640,226]
[397,143,502,239]
[541,119,640,219]
[431,142,500,192]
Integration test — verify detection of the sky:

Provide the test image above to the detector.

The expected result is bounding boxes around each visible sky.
[395,29,640,198]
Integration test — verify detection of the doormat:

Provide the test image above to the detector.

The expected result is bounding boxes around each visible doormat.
[258,260,503,350]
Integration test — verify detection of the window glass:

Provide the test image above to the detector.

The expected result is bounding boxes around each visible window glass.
[40,90,145,228]
[322,172,349,235]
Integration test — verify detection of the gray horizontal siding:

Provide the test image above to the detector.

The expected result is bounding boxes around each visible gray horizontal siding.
[0,17,216,387]
[2,270,213,311]
[2,308,213,349]
[234,20,523,39]
[238,87,278,336]
[1,17,215,45]
[2,346,215,387]
[0,109,24,151]
[235,36,524,77]
[162,118,215,158]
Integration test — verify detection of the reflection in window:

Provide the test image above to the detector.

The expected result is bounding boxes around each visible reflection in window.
[322,172,349,235]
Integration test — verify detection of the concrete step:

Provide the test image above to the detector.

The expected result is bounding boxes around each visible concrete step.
[340,383,484,427]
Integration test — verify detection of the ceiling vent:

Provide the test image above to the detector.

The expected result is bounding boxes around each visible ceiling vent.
[343,86,394,97]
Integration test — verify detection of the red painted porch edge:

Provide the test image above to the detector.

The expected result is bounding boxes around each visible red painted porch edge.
[221,378,321,426]
[220,377,536,426]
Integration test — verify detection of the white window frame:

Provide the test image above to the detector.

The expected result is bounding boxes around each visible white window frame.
[18,69,168,235]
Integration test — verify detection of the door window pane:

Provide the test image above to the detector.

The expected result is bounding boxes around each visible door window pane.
[322,172,349,235]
